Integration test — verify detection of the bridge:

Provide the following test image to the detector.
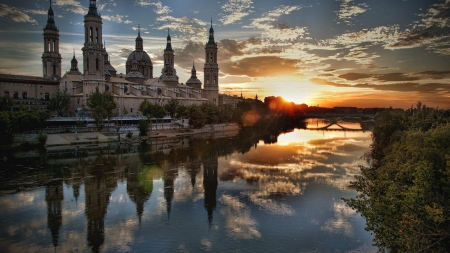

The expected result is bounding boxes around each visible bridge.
[306,122,368,132]
[295,114,375,121]
[298,114,374,132]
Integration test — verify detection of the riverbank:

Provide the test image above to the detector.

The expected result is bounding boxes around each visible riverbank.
[35,123,239,147]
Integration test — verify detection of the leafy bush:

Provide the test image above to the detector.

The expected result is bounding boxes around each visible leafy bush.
[126,131,133,138]
[37,132,48,146]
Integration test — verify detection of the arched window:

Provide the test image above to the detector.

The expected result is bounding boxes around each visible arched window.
[53,40,56,52]
[96,28,98,43]
[89,27,93,43]
[53,64,56,75]
[96,58,99,70]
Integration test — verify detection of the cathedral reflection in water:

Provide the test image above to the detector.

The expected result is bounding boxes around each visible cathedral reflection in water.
[41,135,227,252]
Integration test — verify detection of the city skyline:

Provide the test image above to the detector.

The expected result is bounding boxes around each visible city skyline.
[0,0,449,108]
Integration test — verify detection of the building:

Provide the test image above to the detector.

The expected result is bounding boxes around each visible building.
[1,0,227,116]
[0,1,60,111]
[60,0,221,116]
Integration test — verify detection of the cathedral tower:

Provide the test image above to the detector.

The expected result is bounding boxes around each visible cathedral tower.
[42,0,62,80]
[82,0,106,95]
[126,25,153,79]
[203,20,219,105]
[161,29,176,75]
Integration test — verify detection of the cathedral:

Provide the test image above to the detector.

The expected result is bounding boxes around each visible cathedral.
[57,0,220,115]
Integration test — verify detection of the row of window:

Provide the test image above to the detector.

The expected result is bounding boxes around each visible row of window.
[4,91,50,100]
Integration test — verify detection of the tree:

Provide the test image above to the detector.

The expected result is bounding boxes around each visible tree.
[0,95,14,111]
[187,104,206,129]
[219,104,233,123]
[345,107,450,252]
[200,102,219,125]
[87,87,116,131]
[0,112,13,144]
[47,88,71,116]
[139,100,166,131]
[138,120,149,138]
[164,98,180,118]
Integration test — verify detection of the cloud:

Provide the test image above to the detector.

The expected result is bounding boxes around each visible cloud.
[54,0,85,15]
[135,0,171,14]
[243,5,306,42]
[220,0,253,25]
[311,76,450,94]
[416,0,450,29]
[336,0,369,25]
[113,48,134,59]
[155,15,207,35]
[102,14,131,24]
[337,72,420,82]
[0,4,37,24]
[24,9,48,15]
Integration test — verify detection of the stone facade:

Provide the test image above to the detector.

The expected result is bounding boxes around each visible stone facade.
[59,0,220,116]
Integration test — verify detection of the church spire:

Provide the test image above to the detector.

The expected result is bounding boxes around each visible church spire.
[87,0,99,16]
[191,61,197,78]
[165,28,173,51]
[207,19,215,45]
[135,24,143,51]
[45,0,57,31]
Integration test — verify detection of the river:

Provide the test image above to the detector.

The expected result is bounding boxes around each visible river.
[0,120,377,252]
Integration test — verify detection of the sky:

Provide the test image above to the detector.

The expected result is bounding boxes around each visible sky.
[0,0,449,108]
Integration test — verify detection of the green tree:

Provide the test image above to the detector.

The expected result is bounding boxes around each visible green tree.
[219,104,233,123]
[164,98,180,118]
[139,100,166,130]
[87,87,116,131]
[0,112,13,144]
[0,95,14,111]
[200,102,219,125]
[138,120,149,137]
[345,106,450,252]
[47,88,71,116]
[187,104,206,129]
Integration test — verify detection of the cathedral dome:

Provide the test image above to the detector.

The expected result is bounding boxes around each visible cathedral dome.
[126,51,152,65]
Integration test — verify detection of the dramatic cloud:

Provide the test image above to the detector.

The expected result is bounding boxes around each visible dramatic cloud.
[243,5,306,41]
[416,0,450,29]
[0,4,37,24]
[54,0,85,15]
[135,0,171,14]
[102,15,132,24]
[220,0,253,25]
[155,15,206,35]
[337,0,369,24]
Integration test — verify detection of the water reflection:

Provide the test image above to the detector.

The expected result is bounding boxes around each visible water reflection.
[0,127,376,252]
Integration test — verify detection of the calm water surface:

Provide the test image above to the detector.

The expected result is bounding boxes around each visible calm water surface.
[0,125,376,252]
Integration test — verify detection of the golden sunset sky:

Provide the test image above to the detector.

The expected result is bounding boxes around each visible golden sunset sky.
[0,0,449,108]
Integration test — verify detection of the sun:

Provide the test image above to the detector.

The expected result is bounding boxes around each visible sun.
[274,80,319,106]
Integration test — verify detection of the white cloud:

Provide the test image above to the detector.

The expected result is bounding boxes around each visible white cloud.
[243,5,306,42]
[54,0,85,15]
[220,0,253,25]
[0,4,37,24]
[102,14,131,24]
[336,0,369,25]
[135,0,171,14]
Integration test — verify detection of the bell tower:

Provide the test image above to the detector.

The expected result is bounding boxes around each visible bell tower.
[161,28,176,75]
[203,20,219,105]
[82,0,106,96]
[42,0,62,80]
